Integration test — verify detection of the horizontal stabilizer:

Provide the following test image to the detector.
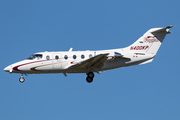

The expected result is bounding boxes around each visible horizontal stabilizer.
[151,26,174,34]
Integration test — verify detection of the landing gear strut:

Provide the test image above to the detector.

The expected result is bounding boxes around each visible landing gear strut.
[19,74,25,83]
[86,72,94,83]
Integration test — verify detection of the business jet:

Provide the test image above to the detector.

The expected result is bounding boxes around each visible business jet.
[4,26,173,83]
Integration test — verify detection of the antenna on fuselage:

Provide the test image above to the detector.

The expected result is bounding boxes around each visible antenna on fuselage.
[69,48,73,52]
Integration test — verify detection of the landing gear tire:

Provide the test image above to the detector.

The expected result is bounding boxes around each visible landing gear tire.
[86,77,93,83]
[87,72,94,78]
[86,72,95,83]
[19,76,25,83]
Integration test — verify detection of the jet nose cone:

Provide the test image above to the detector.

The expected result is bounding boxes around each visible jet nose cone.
[4,66,12,73]
[4,66,10,72]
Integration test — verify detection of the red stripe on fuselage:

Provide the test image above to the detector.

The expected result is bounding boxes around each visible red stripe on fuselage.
[13,59,52,71]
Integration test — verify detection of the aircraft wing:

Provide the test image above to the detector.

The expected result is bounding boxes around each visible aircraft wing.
[68,53,109,70]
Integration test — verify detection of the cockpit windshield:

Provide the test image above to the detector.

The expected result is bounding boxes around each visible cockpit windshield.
[27,54,43,60]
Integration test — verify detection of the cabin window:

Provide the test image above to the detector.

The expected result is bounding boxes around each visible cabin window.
[46,55,50,60]
[81,54,85,59]
[64,55,68,60]
[27,54,43,60]
[89,54,92,58]
[73,55,77,59]
[55,55,59,60]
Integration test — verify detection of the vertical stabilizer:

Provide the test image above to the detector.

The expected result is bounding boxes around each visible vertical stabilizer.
[125,26,173,55]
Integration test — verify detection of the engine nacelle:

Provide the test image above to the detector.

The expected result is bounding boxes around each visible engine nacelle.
[107,52,123,61]
[107,56,115,61]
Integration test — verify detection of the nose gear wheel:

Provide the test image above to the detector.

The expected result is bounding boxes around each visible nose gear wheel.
[19,74,25,83]
[19,76,25,83]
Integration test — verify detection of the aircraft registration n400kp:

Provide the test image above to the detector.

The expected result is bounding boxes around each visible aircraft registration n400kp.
[4,26,173,83]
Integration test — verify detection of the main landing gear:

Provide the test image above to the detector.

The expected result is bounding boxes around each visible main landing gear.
[86,72,94,83]
[19,74,25,83]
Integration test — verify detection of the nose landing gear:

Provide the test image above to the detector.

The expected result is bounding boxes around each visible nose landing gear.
[86,72,94,83]
[19,74,26,83]
[19,76,25,83]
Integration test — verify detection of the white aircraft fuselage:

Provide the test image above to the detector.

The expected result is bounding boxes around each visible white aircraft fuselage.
[4,26,173,83]
[4,50,154,74]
